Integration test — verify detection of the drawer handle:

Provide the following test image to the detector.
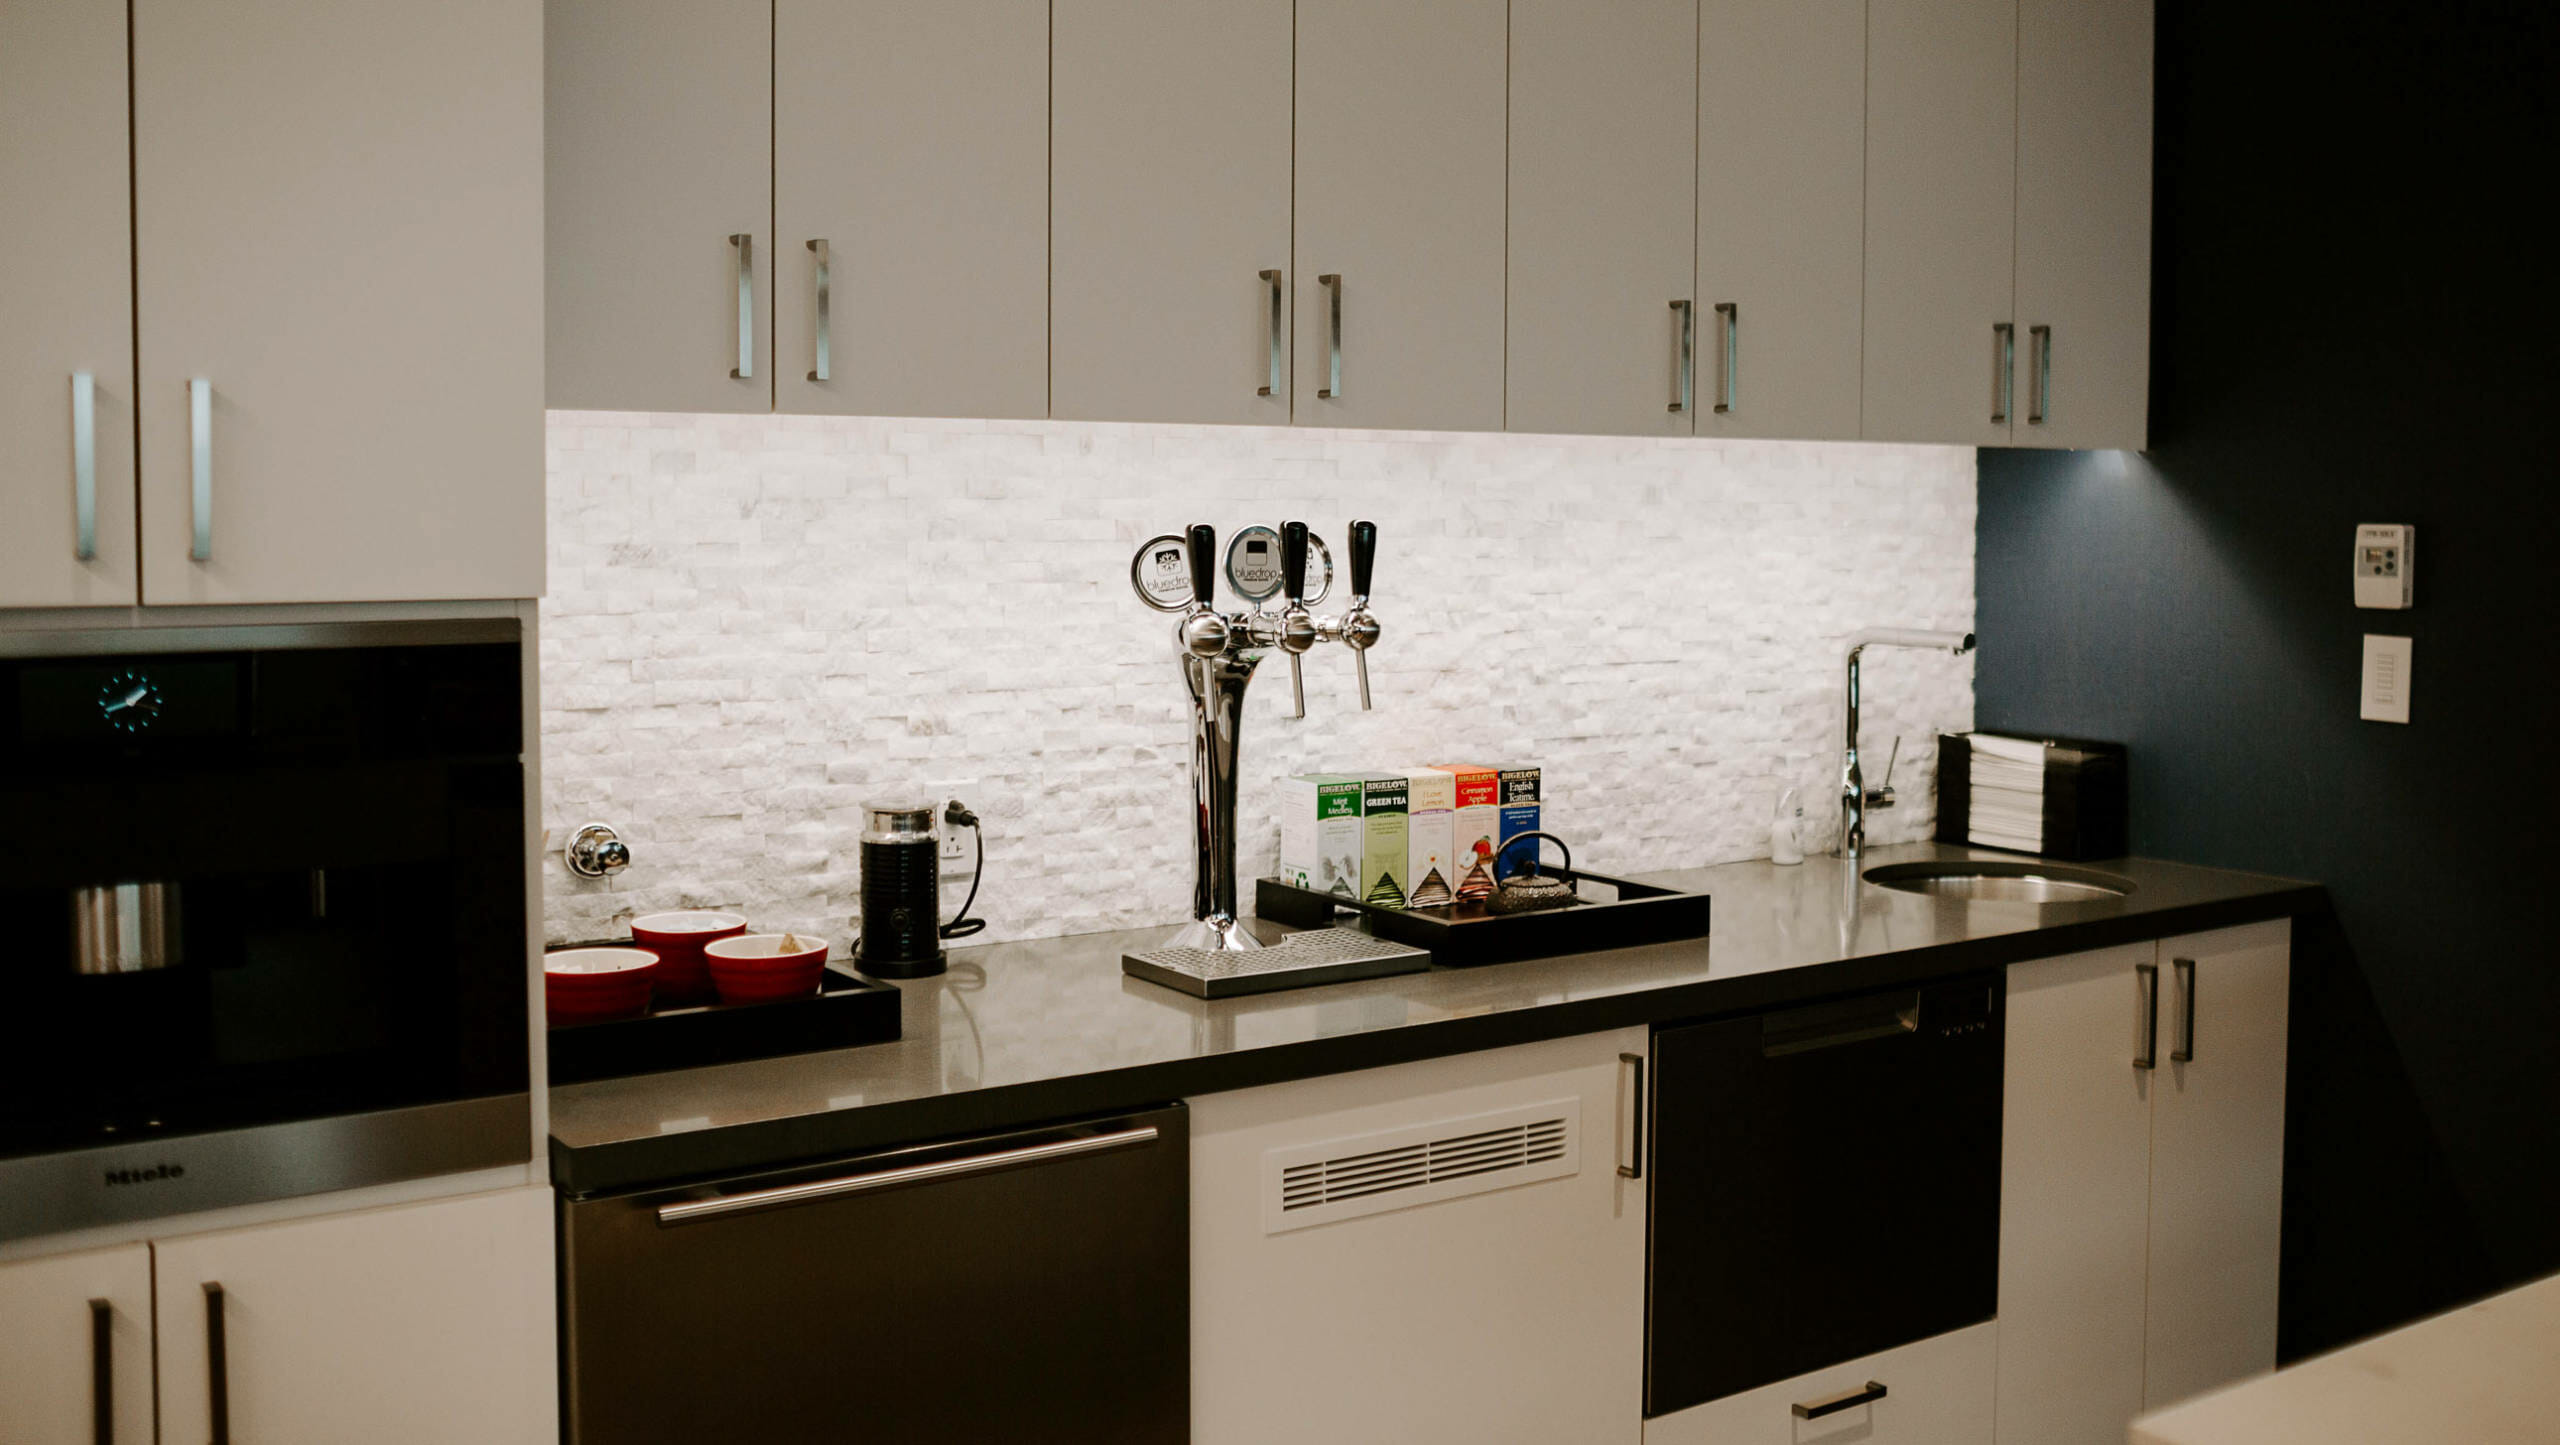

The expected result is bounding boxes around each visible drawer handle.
[2028,323,2053,425]
[656,1125,1160,1225]
[1991,322,2015,425]
[1259,269,1284,397]
[1617,1051,1646,1179]
[1667,300,1693,414]
[1794,1379,1887,1420]
[1317,273,1344,399]
[1713,301,1738,414]
[204,1282,230,1445]
[89,1297,113,1445]
[188,378,213,562]
[2135,961,2160,1070]
[2171,956,2197,1062]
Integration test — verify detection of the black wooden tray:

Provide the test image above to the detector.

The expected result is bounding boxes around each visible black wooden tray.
[545,960,903,1085]
[1254,870,1711,968]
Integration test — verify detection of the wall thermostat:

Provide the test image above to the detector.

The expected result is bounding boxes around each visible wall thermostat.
[2354,524,2414,609]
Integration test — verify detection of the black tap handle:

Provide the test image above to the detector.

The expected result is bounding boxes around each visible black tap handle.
[1186,523,1217,610]
[1281,521,1309,604]
[1348,519,1376,600]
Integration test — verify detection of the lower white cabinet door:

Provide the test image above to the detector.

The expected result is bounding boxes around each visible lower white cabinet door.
[152,1185,556,1445]
[0,1242,155,1444]
[1996,941,2159,1445]
[1191,1028,1648,1444]
[1643,1321,1995,1445]
[2144,920,2291,1410]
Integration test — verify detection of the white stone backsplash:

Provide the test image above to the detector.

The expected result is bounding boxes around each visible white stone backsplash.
[541,411,1975,949]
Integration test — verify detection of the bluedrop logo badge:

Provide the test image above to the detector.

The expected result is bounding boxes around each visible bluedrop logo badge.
[103,1162,185,1187]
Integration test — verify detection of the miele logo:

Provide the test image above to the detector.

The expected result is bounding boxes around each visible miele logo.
[103,1162,185,1187]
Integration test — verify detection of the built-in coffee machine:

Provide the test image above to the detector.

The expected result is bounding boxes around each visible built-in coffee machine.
[0,619,533,1239]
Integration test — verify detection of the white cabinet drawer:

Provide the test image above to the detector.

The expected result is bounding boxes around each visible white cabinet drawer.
[1645,1321,1995,1445]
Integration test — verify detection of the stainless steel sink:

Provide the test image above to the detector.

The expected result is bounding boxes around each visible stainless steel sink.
[1862,860,2135,903]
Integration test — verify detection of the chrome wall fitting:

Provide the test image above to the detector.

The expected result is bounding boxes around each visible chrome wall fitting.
[565,822,632,879]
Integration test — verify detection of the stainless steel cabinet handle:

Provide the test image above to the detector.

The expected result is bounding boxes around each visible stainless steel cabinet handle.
[657,1125,1160,1225]
[1991,322,2015,425]
[2135,961,2160,1070]
[1668,300,1693,414]
[1795,1380,1888,1420]
[1714,302,1739,415]
[203,1282,230,1445]
[806,239,830,382]
[1259,269,1284,397]
[2028,324,2052,425]
[188,378,212,561]
[1617,1051,1647,1179]
[89,1297,112,1445]
[71,372,98,561]
[729,233,755,380]
[2172,956,2197,1063]
[1317,273,1343,400]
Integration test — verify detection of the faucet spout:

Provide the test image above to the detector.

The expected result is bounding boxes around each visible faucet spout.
[1840,629,1978,861]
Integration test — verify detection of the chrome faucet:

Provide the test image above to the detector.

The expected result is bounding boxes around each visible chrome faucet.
[1132,520,1382,952]
[1839,629,1976,859]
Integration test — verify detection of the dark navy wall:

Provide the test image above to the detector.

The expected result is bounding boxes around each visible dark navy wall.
[1977,0,2560,1356]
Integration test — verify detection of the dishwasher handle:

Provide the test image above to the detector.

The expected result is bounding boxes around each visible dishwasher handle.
[656,1125,1160,1226]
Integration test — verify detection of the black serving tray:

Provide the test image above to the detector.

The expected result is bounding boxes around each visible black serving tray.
[1254,870,1711,968]
[545,960,903,1085]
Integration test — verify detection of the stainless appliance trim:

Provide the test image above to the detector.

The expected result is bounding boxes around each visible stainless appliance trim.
[656,1125,1161,1225]
[0,615,519,660]
[0,1093,531,1241]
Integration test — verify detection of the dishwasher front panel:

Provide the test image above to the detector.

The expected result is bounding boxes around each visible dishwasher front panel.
[1646,974,2003,1418]
[561,1104,1188,1444]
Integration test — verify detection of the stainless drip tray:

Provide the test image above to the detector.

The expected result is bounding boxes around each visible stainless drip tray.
[1862,861,2135,903]
[1123,927,1430,999]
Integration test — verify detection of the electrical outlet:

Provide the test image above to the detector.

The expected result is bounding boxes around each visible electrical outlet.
[931,784,979,876]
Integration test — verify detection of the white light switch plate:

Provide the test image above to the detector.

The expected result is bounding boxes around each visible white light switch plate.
[2361,634,2413,723]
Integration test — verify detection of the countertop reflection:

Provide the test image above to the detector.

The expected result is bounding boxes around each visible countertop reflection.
[547,842,2316,1194]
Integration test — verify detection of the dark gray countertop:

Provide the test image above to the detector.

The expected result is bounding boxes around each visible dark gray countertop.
[547,842,2319,1196]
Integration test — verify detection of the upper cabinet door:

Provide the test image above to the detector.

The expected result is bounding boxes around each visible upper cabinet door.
[1052,0,1292,426]
[1506,0,1696,438]
[153,1187,556,1445]
[0,0,137,609]
[2015,0,2154,451]
[1862,0,2019,446]
[775,0,1048,420]
[547,0,772,415]
[132,0,544,605]
[1696,0,1868,442]
[1294,0,1508,434]
[2144,921,2291,1411]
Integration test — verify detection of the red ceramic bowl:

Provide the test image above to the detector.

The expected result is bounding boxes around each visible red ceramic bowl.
[704,933,829,1005]
[630,911,746,1005]
[544,947,658,1025]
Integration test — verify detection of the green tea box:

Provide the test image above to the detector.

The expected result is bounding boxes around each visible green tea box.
[1401,767,1458,908]
[1279,774,1364,898]
[1358,773,1411,910]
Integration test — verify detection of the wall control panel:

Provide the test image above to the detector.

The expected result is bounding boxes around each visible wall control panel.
[2354,523,2414,609]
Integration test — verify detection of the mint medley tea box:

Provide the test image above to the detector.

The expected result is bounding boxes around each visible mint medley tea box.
[1359,774,1411,910]
[1279,774,1364,898]
[1401,767,1457,908]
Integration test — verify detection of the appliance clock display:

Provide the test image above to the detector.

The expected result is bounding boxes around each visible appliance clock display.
[97,671,165,733]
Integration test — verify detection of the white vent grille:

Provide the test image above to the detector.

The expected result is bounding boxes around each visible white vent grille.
[1261,1099,1580,1234]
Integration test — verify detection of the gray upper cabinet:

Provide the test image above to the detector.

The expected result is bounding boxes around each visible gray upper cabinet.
[133,0,545,605]
[774,0,1048,420]
[1293,0,1508,434]
[1506,0,1698,439]
[547,0,771,415]
[2014,0,2154,451]
[1,0,136,609]
[1861,0,2021,447]
[1696,0,1868,442]
[1051,0,1293,426]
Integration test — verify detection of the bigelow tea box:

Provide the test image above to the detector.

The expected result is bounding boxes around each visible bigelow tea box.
[1358,774,1410,910]
[1434,765,1502,901]
[1401,768,1457,909]
[1278,774,1364,898]
[1493,766,1543,880]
